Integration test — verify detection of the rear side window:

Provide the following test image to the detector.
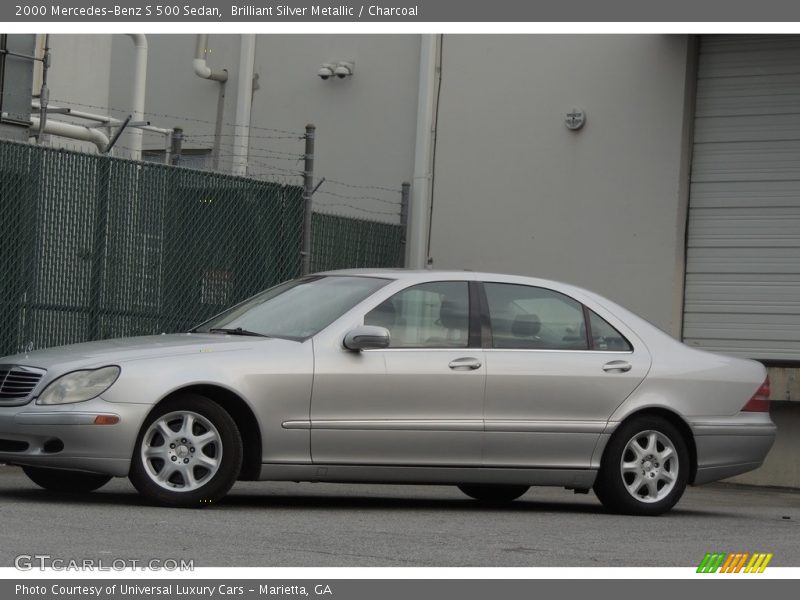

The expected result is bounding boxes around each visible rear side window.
[588,309,632,351]
[484,283,588,350]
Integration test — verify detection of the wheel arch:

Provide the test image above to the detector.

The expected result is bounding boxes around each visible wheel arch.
[146,384,262,481]
[608,407,698,485]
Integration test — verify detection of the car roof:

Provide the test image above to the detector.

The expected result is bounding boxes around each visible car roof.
[315,268,580,292]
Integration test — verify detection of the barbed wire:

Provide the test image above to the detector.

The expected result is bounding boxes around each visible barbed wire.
[322,178,404,194]
[312,187,401,207]
[16,90,405,213]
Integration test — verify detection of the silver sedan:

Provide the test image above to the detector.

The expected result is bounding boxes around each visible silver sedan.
[0,270,776,515]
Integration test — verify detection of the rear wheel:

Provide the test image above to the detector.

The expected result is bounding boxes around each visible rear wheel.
[129,394,243,508]
[458,484,529,503]
[593,415,689,516]
[22,466,111,493]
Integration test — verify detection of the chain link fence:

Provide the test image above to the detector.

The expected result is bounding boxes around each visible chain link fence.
[0,139,406,356]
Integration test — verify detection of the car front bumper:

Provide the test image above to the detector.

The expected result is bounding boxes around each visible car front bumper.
[0,397,152,476]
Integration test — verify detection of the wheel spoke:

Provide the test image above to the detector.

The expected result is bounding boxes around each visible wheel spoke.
[622,461,640,473]
[156,421,174,441]
[180,414,195,438]
[143,445,164,458]
[660,469,676,482]
[196,453,219,470]
[626,474,644,495]
[658,446,674,461]
[645,478,659,499]
[180,465,197,490]
[645,432,657,454]
[156,464,177,483]
[195,430,217,446]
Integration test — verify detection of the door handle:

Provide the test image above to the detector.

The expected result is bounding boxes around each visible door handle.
[449,357,482,371]
[603,360,632,373]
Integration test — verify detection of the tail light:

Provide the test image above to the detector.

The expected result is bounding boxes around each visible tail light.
[742,377,771,412]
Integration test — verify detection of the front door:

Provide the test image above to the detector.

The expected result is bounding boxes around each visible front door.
[310,280,485,466]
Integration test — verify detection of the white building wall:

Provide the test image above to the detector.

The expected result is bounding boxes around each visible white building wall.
[428,35,692,334]
[104,34,420,217]
[247,35,420,220]
[42,34,114,152]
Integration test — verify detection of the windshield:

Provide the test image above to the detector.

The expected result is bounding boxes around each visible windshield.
[193,276,390,340]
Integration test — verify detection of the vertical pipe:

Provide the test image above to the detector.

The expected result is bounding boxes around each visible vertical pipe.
[126,34,148,161]
[213,83,225,170]
[193,34,228,169]
[408,35,440,269]
[170,127,183,166]
[163,130,172,165]
[301,124,316,275]
[400,182,410,267]
[232,34,256,176]
[35,34,50,142]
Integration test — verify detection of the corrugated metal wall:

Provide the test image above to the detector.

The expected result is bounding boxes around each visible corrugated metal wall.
[684,35,800,362]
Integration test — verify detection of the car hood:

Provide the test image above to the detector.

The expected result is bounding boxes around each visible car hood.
[0,333,288,371]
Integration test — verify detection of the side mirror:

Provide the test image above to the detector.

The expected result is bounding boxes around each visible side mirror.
[343,326,391,351]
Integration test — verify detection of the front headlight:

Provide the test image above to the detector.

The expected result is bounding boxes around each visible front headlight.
[36,366,121,405]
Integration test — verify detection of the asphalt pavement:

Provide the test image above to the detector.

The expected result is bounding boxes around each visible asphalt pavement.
[0,465,798,567]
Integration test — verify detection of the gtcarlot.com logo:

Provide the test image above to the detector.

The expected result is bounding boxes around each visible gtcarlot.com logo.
[697,552,773,573]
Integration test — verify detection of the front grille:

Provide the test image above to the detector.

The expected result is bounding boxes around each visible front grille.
[0,366,46,404]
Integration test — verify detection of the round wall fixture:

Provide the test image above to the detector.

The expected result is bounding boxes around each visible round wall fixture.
[565,108,586,131]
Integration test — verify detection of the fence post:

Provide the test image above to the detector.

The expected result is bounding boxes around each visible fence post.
[301,124,316,275]
[170,127,183,166]
[400,182,410,267]
[88,157,111,341]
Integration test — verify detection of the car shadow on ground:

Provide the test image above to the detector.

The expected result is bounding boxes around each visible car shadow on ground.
[0,486,712,517]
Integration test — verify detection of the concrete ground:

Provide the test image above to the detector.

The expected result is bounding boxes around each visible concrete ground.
[0,465,797,567]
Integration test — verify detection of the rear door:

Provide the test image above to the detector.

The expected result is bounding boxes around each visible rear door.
[480,281,651,468]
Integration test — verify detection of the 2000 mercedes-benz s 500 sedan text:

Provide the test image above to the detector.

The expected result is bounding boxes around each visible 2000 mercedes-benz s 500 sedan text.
[0,270,776,514]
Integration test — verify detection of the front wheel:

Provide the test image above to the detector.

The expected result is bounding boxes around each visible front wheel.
[458,484,530,503]
[593,415,689,516]
[23,466,112,492]
[129,394,243,508]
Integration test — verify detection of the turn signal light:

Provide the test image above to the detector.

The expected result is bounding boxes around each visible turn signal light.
[94,415,120,425]
[742,377,770,413]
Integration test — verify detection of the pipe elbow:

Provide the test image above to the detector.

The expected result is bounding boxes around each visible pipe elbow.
[30,117,110,152]
[126,33,148,50]
[193,58,212,79]
[193,58,228,82]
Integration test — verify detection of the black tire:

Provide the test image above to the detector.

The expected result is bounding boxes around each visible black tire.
[593,415,690,516]
[458,484,530,503]
[22,466,112,493]
[129,394,243,508]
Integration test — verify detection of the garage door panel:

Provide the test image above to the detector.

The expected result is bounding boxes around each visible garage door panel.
[684,35,800,362]
[690,181,800,208]
[694,114,800,144]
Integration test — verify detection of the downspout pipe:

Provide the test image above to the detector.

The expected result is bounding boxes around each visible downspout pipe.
[232,34,256,177]
[193,34,228,170]
[29,116,109,151]
[125,34,147,161]
[194,34,228,82]
[408,35,440,269]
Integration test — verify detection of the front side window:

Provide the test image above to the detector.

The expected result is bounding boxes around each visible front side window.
[194,276,390,339]
[364,281,470,348]
[484,283,588,350]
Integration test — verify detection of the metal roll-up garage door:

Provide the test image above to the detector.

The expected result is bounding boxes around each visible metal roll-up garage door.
[683,35,800,362]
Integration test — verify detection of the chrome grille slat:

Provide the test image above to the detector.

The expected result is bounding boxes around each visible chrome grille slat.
[0,365,46,405]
